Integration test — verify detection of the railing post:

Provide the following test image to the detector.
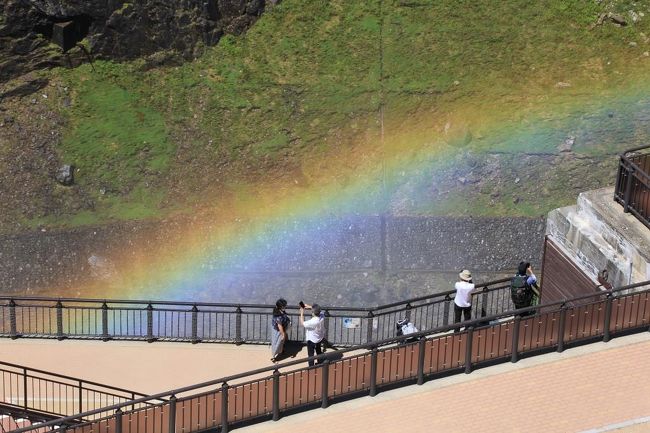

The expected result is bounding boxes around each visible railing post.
[9,299,18,339]
[481,286,489,316]
[23,368,27,410]
[366,311,374,344]
[272,369,280,421]
[369,346,378,397]
[168,395,177,433]
[511,316,521,363]
[146,304,155,343]
[323,309,330,346]
[221,382,229,433]
[417,338,426,385]
[443,295,451,326]
[115,408,123,433]
[603,294,614,342]
[235,307,242,345]
[56,301,65,340]
[623,166,634,212]
[321,359,330,409]
[191,305,200,344]
[78,380,83,415]
[557,304,567,353]
[101,302,110,341]
[465,327,474,374]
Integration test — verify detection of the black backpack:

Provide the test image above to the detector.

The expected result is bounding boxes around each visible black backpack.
[510,275,533,307]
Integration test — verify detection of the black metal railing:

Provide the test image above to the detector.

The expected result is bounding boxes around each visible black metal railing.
[615,145,650,228]
[0,278,514,347]
[0,361,157,422]
[11,280,650,433]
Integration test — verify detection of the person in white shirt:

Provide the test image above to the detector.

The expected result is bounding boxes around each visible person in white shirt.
[454,269,476,327]
[300,303,325,366]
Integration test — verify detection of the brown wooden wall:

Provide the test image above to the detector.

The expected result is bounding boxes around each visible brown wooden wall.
[540,236,600,306]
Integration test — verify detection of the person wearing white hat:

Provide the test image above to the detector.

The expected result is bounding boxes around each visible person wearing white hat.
[453,269,476,328]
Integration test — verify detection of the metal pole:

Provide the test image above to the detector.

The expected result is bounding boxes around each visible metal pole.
[221,382,229,433]
[9,300,17,339]
[405,303,412,322]
[168,395,177,433]
[56,301,64,340]
[511,317,521,363]
[272,369,280,421]
[23,368,27,410]
[78,380,83,415]
[465,327,474,374]
[624,166,634,212]
[366,311,374,344]
[146,304,155,343]
[321,359,330,409]
[417,338,426,385]
[369,346,378,397]
[101,302,110,341]
[115,408,123,433]
[443,296,451,327]
[557,305,567,353]
[235,307,242,345]
[191,305,199,344]
[603,294,613,342]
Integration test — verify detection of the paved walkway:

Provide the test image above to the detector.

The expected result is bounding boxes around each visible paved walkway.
[1,332,649,432]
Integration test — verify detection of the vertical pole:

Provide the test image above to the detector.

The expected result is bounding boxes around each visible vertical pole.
[557,305,567,353]
[168,395,177,433]
[366,311,374,344]
[115,408,123,433]
[369,346,378,397]
[603,294,613,342]
[56,301,64,340]
[416,338,426,385]
[146,304,155,343]
[323,310,330,348]
[443,296,451,327]
[78,380,83,415]
[465,327,474,374]
[23,368,28,410]
[624,167,634,212]
[404,303,412,322]
[321,359,330,409]
[272,369,280,421]
[221,382,229,433]
[511,317,521,363]
[191,305,199,344]
[101,302,110,341]
[481,286,489,317]
[235,307,242,345]
[9,300,17,339]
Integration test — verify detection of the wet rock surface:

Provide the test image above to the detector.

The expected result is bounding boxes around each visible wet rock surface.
[0,215,544,306]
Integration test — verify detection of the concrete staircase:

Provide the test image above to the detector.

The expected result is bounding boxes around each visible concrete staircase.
[546,187,650,289]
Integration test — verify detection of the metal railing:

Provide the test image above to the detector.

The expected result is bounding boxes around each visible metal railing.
[615,145,650,228]
[12,280,650,433]
[0,278,514,347]
[0,361,157,423]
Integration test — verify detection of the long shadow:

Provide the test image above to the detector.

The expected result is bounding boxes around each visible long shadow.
[274,341,304,362]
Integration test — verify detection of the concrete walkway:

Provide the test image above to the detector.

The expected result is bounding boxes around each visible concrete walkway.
[1,332,649,432]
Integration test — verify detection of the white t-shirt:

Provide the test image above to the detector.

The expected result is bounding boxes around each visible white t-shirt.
[454,281,475,308]
[302,315,325,343]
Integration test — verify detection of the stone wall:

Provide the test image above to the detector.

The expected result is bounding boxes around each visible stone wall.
[0,216,545,306]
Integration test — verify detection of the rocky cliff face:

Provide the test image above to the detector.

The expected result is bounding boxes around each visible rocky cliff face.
[0,0,271,82]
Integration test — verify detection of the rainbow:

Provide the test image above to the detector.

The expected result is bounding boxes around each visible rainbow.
[63,62,650,302]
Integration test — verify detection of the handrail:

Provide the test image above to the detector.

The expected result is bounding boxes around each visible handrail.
[12,279,650,433]
[615,145,650,228]
[0,277,515,346]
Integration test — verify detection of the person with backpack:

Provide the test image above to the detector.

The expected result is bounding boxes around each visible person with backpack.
[510,262,539,316]
[299,302,325,367]
[270,298,291,362]
[453,269,476,330]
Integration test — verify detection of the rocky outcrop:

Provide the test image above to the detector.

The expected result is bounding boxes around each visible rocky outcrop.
[0,0,271,82]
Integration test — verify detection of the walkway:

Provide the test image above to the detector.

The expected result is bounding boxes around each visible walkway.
[1,332,649,432]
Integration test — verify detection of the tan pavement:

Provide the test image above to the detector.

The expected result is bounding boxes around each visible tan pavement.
[1,332,650,432]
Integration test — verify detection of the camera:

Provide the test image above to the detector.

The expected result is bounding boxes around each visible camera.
[299,301,305,308]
